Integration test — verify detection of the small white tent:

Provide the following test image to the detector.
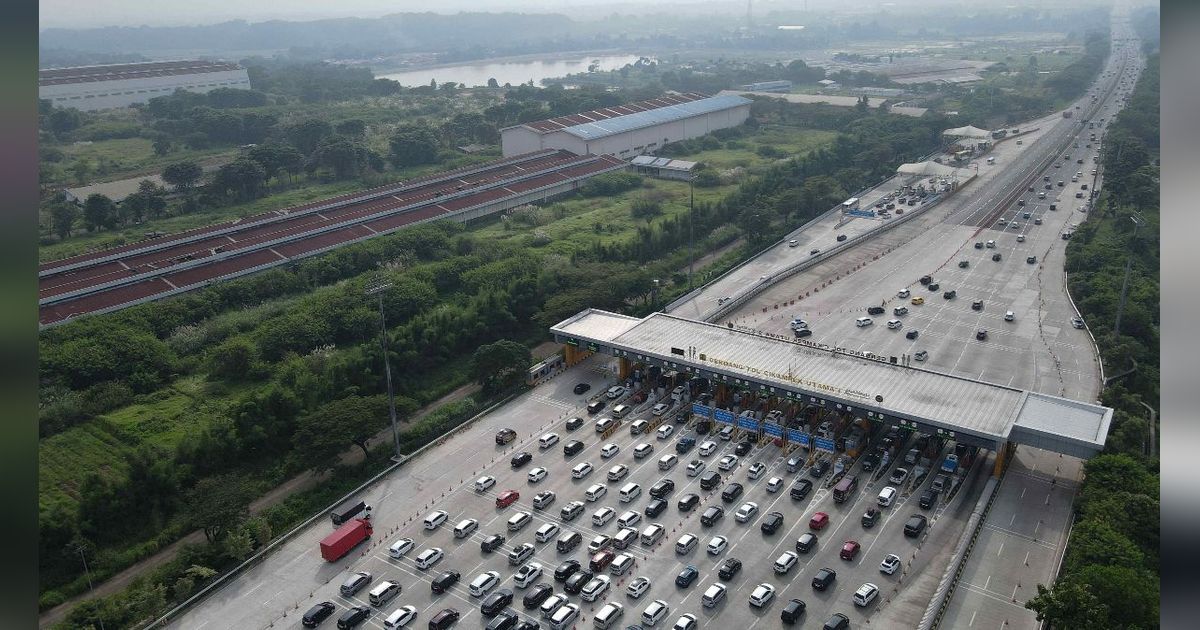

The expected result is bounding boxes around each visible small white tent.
[942,125,991,140]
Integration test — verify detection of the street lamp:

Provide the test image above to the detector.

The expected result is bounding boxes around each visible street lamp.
[365,277,403,463]
[688,173,696,290]
[1113,213,1143,335]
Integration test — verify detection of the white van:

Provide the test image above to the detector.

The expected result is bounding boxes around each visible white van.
[423,510,448,530]
[701,582,727,608]
[856,317,873,327]
[593,602,624,629]
[877,486,897,507]
[595,417,616,433]
[610,553,635,576]
[612,526,639,550]
[611,404,632,419]
[586,484,608,502]
[986,156,996,164]
[453,518,478,539]
[550,603,580,630]
[475,476,496,492]
[368,580,401,607]
[675,533,698,554]
[507,511,532,532]
[616,510,641,529]
[539,433,560,449]
[535,522,561,543]
[620,483,642,503]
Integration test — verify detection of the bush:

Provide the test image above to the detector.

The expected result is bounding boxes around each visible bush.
[579,171,643,197]
[693,170,723,187]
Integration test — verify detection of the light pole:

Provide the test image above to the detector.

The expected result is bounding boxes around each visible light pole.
[365,278,403,463]
[688,173,696,290]
[1113,213,1143,335]
[70,539,105,630]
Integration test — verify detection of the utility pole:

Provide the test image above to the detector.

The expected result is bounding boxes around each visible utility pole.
[366,277,403,463]
[688,174,696,290]
[70,539,105,630]
[1113,213,1143,335]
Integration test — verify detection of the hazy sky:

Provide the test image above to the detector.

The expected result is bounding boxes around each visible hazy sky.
[38,0,764,30]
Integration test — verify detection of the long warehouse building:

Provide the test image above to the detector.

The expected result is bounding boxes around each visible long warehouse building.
[501,92,753,159]
[39,60,251,111]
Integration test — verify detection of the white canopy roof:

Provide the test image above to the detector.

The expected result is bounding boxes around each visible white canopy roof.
[942,125,991,139]
[897,161,962,177]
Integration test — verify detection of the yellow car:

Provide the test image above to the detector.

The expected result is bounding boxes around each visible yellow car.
[911,296,925,305]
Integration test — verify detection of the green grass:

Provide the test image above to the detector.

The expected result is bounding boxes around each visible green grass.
[682,127,838,170]
[39,421,135,513]
[49,138,238,186]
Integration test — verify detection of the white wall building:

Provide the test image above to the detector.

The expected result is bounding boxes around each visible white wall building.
[39,60,251,112]
[501,93,752,159]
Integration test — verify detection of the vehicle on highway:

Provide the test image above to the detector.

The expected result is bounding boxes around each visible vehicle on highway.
[880,554,902,575]
[904,514,928,537]
[976,329,989,341]
[573,383,591,395]
[302,602,336,628]
[340,571,372,596]
[1072,316,1086,329]
[634,443,654,459]
[856,317,872,327]
[862,507,881,528]
[336,606,370,629]
[889,468,909,485]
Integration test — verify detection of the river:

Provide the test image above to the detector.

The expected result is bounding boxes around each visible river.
[376,53,648,88]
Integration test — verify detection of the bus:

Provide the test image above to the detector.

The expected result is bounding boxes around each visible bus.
[832,475,859,503]
[841,198,860,212]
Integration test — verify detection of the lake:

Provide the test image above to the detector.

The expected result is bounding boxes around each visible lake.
[376,53,648,88]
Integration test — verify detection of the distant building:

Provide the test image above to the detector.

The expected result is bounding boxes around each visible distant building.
[817,79,839,88]
[630,155,697,181]
[739,80,792,93]
[39,60,251,111]
[500,92,752,159]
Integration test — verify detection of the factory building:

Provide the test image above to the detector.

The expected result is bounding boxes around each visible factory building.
[39,60,251,111]
[501,92,752,159]
[738,80,792,93]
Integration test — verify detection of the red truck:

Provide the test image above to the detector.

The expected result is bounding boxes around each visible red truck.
[320,518,373,562]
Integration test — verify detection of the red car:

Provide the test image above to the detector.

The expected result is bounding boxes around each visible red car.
[840,540,861,561]
[590,550,615,572]
[809,512,830,530]
[496,490,520,508]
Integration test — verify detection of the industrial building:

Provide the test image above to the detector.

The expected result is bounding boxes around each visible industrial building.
[39,60,251,111]
[738,80,791,93]
[501,92,752,159]
[630,155,697,181]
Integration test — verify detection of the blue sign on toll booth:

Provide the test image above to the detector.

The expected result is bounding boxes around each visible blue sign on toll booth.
[736,416,758,431]
[787,429,810,447]
[763,423,783,438]
[814,437,836,453]
[714,409,735,425]
[692,403,712,418]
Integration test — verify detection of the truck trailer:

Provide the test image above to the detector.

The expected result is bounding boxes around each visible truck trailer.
[320,518,373,562]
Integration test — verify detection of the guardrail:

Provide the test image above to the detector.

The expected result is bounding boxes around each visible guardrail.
[141,392,518,629]
[1062,269,1106,391]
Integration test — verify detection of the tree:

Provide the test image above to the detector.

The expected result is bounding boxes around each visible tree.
[388,123,441,168]
[1062,520,1145,570]
[469,340,532,393]
[48,199,79,240]
[630,198,663,220]
[207,336,259,381]
[184,475,254,542]
[335,119,366,137]
[292,395,391,471]
[311,137,371,179]
[82,193,117,231]
[162,161,203,193]
[49,108,82,136]
[285,118,334,154]
[487,77,499,88]
[211,158,267,200]
[152,134,172,156]
[1025,580,1110,627]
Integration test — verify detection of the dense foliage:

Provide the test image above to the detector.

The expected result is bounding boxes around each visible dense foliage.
[1025,52,1159,629]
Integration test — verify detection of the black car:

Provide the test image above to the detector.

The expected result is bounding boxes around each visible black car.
[650,479,675,498]
[510,451,532,468]
[1027,255,1038,264]
[678,493,701,512]
[811,567,837,591]
[514,622,539,630]
[862,508,881,528]
[302,601,336,628]
[958,260,969,268]
[791,479,813,500]
[720,483,744,503]
[919,489,940,510]
[676,565,700,587]
[906,329,919,340]
[809,460,830,478]
[919,275,932,285]
[336,606,370,629]
[761,511,784,534]
[644,498,668,518]
[735,441,753,456]
[971,300,983,311]
[701,505,725,526]
[486,610,519,630]
[795,328,813,338]
[563,569,594,594]
[860,452,880,472]
[718,558,743,579]
[904,514,928,537]
[781,598,807,625]
[428,608,460,630]
[992,252,1002,261]
[586,400,605,415]
[431,570,461,594]
[554,559,581,582]
[928,282,940,292]
[481,589,514,617]
[522,583,553,609]
[976,329,988,341]
[823,613,850,630]
[837,233,848,242]
[943,289,956,300]
[563,440,584,456]
[974,241,983,249]
[699,471,722,491]
[481,534,506,553]
[867,306,885,315]
[573,383,591,395]
[565,416,584,431]
[676,437,696,453]
[796,532,818,554]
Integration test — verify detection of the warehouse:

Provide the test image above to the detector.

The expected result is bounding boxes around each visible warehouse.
[501,92,752,158]
[39,60,251,111]
[630,155,697,181]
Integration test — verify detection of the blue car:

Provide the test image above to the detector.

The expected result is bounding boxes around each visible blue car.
[676,437,696,454]
[676,565,699,588]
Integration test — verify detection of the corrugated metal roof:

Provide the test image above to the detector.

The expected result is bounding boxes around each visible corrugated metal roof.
[561,95,753,141]
[519,92,708,133]
[630,155,657,166]
[39,60,243,86]
[552,310,1110,450]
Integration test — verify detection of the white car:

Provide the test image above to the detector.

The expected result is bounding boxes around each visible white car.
[387,537,414,559]
[469,570,501,597]
[707,535,729,555]
[657,425,674,440]
[854,582,880,607]
[658,453,678,470]
[514,562,544,588]
[914,350,929,361]
[773,551,799,574]
[528,467,548,483]
[887,319,903,330]
[877,486,897,507]
[889,467,909,485]
[475,475,496,492]
[627,576,652,599]
[718,454,739,471]
[572,462,594,479]
[747,462,766,480]
[539,432,560,449]
[765,477,784,493]
[698,440,718,457]
[734,502,759,523]
[686,459,706,477]
[642,599,670,626]
[540,594,568,619]
[893,306,909,316]
[424,510,448,530]
[749,583,776,608]
[652,403,670,416]
[897,289,910,298]
[600,443,620,459]
[673,613,698,630]
[608,464,629,481]
[415,547,444,570]
[1005,311,1016,322]
[880,554,902,575]
[856,316,873,327]
[384,605,417,628]
[788,239,799,247]
[789,317,808,330]
[633,443,654,459]
[593,506,616,527]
